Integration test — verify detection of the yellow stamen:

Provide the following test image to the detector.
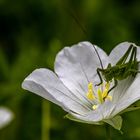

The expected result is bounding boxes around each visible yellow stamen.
[105,82,110,90]
[97,88,103,104]
[88,82,93,89]
[92,105,98,110]
[102,82,110,99]
[86,82,95,100]
[107,95,112,101]
[102,89,108,99]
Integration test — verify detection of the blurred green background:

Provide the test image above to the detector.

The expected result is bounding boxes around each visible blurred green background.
[1,0,140,140]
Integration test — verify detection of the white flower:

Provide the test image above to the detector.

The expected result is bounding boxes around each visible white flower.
[22,41,140,130]
[0,107,14,129]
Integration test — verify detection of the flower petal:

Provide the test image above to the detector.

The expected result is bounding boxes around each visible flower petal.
[67,108,106,122]
[109,42,140,65]
[75,102,116,122]
[98,100,116,120]
[55,41,109,105]
[111,74,140,116]
[65,113,103,125]
[110,77,134,107]
[0,107,14,129]
[22,68,90,115]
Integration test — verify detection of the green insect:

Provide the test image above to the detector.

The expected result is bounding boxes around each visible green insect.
[95,44,140,93]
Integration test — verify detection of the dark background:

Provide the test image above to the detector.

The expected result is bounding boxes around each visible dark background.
[0,0,140,139]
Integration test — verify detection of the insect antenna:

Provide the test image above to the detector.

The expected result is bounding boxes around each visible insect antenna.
[61,2,104,69]
[92,46,104,69]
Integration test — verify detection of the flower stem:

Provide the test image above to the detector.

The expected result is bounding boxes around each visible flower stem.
[105,124,111,140]
[42,100,50,140]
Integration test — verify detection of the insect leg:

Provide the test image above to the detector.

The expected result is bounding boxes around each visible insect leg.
[116,44,133,65]
[132,47,137,67]
[120,46,137,79]
[108,79,118,93]
[128,69,140,74]
[95,68,103,86]
[128,46,137,63]
[133,46,137,62]
[126,46,137,71]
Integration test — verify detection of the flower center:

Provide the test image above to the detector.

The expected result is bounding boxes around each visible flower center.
[86,82,112,110]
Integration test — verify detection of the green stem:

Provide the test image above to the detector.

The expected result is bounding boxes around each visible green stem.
[105,124,111,140]
[42,100,50,140]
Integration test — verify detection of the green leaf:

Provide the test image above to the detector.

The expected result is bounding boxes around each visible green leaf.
[103,115,122,131]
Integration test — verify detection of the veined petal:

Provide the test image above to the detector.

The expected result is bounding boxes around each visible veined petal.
[0,107,14,129]
[67,110,103,122]
[55,41,109,105]
[107,77,134,117]
[109,42,140,65]
[22,68,90,115]
[111,74,140,116]
[111,77,134,105]
[67,103,113,122]
[65,113,103,125]
[97,100,116,120]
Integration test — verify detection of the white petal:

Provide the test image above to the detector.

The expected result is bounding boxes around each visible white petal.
[68,111,101,122]
[55,41,109,105]
[0,107,14,129]
[105,77,133,118]
[65,113,103,125]
[110,77,134,107]
[111,74,140,116]
[72,100,115,122]
[22,68,90,115]
[97,100,116,119]
[109,42,140,65]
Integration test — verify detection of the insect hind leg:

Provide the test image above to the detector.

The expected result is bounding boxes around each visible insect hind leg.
[116,44,133,65]
[129,45,137,63]
[108,79,118,93]
[128,69,140,74]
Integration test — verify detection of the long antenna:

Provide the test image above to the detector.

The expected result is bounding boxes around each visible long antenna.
[92,45,104,69]
[62,3,104,69]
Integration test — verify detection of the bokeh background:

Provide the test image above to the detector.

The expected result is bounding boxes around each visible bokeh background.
[1,0,140,140]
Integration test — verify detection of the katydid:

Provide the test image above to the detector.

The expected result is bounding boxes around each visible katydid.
[96,44,140,93]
